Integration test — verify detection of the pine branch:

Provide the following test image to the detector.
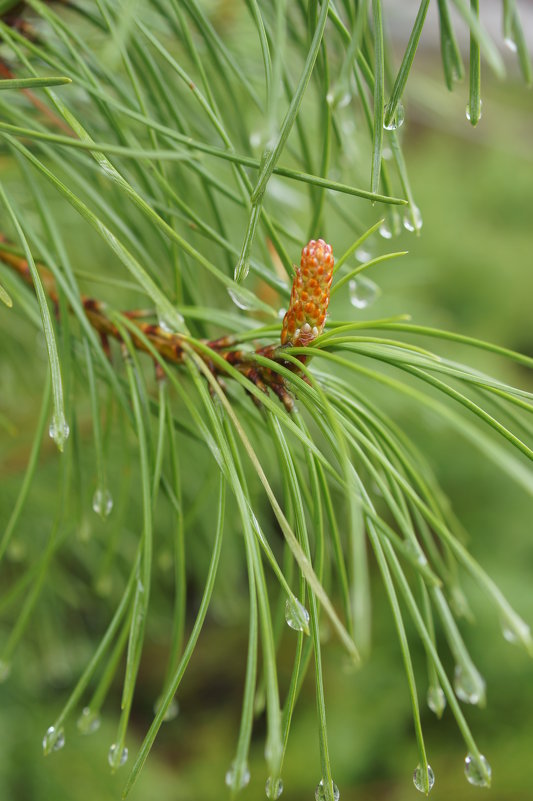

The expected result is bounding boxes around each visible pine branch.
[0,235,298,410]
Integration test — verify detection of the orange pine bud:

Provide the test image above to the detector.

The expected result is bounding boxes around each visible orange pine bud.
[281,238,334,347]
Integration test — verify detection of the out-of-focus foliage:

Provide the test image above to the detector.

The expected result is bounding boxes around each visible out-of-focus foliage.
[0,3,532,801]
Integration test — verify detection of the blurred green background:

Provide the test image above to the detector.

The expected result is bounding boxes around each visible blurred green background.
[1,11,533,801]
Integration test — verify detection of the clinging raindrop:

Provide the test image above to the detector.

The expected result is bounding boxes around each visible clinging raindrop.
[384,101,405,131]
[454,664,485,706]
[355,247,372,263]
[227,286,253,311]
[413,764,435,794]
[265,776,284,799]
[403,206,423,233]
[108,743,128,769]
[427,685,446,718]
[92,487,113,518]
[349,276,380,310]
[315,778,340,801]
[77,707,101,735]
[466,99,483,124]
[464,753,491,787]
[42,726,65,754]
[49,416,70,451]
[153,695,179,722]
[225,759,251,790]
[284,597,310,633]
[504,37,517,53]
[378,222,392,240]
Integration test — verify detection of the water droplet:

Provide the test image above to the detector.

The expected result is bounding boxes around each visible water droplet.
[92,487,113,519]
[427,685,446,718]
[265,776,284,799]
[234,255,251,282]
[355,247,372,263]
[454,664,485,705]
[448,585,471,618]
[500,611,531,648]
[77,707,101,734]
[49,415,70,452]
[338,91,352,109]
[384,101,405,130]
[413,764,435,794]
[403,205,423,233]
[464,753,491,787]
[227,286,253,310]
[100,160,117,180]
[349,276,380,309]
[153,695,179,722]
[466,100,483,123]
[156,306,184,333]
[225,759,250,790]
[315,778,340,801]
[42,725,65,754]
[504,36,517,53]
[327,90,346,113]
[502,625,518,644]
[284,597,310,633]
[0,660,11,683]
[250,131,262,148]
[378,222,392,240]
[327,85,352,109]
[108,743,128,769]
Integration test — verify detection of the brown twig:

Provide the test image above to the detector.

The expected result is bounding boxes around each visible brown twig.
[0,238,298,410]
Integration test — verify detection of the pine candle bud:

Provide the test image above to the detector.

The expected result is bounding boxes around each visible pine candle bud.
[281,239,334,347]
